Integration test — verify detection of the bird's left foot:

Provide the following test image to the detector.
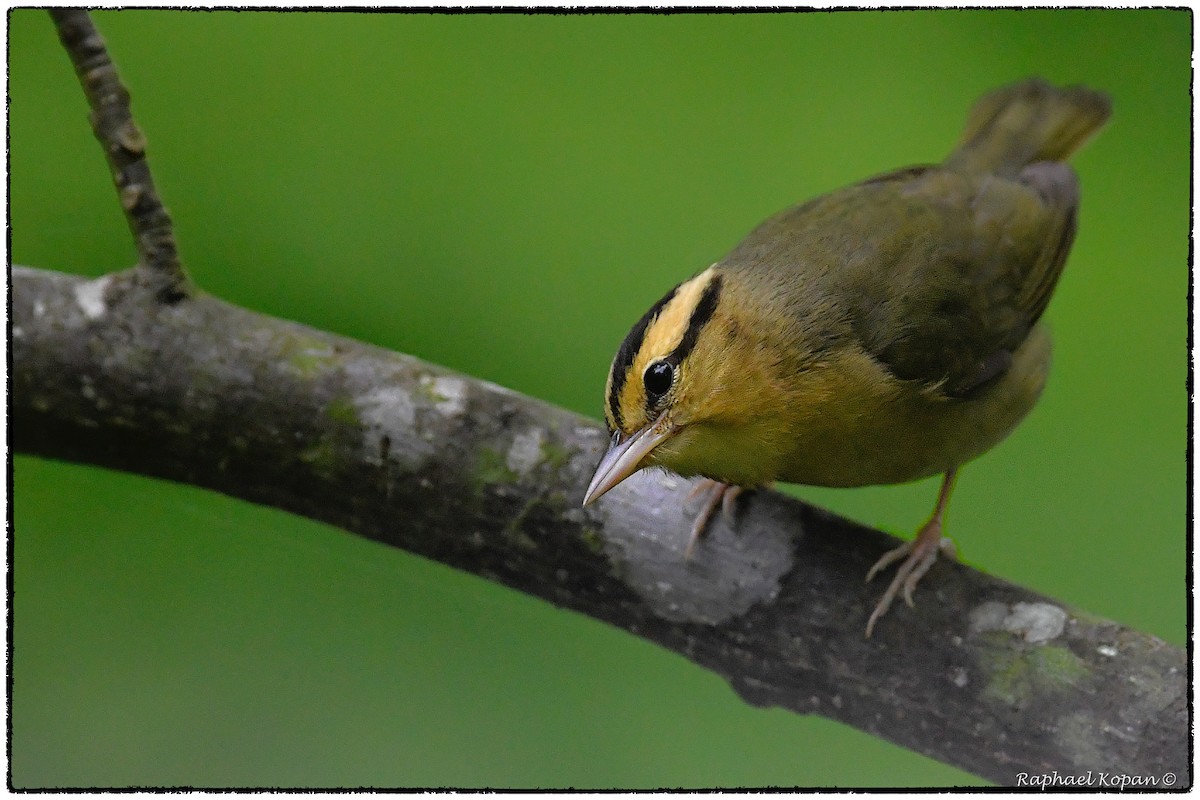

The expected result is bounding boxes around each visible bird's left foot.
[864,469,959,637]
[684,480,747,558]
[864,517,956,637]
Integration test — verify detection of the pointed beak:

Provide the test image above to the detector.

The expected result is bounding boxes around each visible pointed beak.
[582,412,676,506]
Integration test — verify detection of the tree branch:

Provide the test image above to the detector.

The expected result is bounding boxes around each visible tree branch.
[12,265,1186,786]
[49,9,188,302]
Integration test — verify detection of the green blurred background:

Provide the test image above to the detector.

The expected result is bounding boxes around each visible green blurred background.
[10,9,1188,789]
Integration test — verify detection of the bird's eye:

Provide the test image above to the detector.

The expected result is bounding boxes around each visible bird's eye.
[643,360,674,403]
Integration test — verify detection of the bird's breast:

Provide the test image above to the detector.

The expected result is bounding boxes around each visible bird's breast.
[658,325,1052,489]
[773,326,1053,487]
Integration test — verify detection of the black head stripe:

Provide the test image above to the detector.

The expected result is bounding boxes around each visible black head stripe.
[607,283,679,430]
[668,273,723,366]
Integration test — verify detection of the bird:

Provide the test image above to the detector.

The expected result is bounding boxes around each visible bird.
[582,78,1111,636]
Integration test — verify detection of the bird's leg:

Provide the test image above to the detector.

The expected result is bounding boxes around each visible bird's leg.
[684,480,746,559]
[864,469,959,637]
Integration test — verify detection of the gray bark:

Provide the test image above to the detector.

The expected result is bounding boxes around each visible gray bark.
[12,264,1187,787]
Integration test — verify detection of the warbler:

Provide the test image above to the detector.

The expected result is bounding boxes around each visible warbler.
[583,78,1110,636]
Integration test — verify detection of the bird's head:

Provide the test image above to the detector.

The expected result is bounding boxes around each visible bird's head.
[584,266,782,505]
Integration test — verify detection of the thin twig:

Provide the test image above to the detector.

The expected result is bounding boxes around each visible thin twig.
[49,9,188,302]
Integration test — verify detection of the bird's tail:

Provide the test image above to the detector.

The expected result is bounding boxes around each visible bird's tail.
[944,78,1111,176]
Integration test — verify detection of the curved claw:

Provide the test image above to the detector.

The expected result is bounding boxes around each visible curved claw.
[865,540,914,583]
[684,480,746,559]
[864,470,959,637]
[864,529,955,637]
